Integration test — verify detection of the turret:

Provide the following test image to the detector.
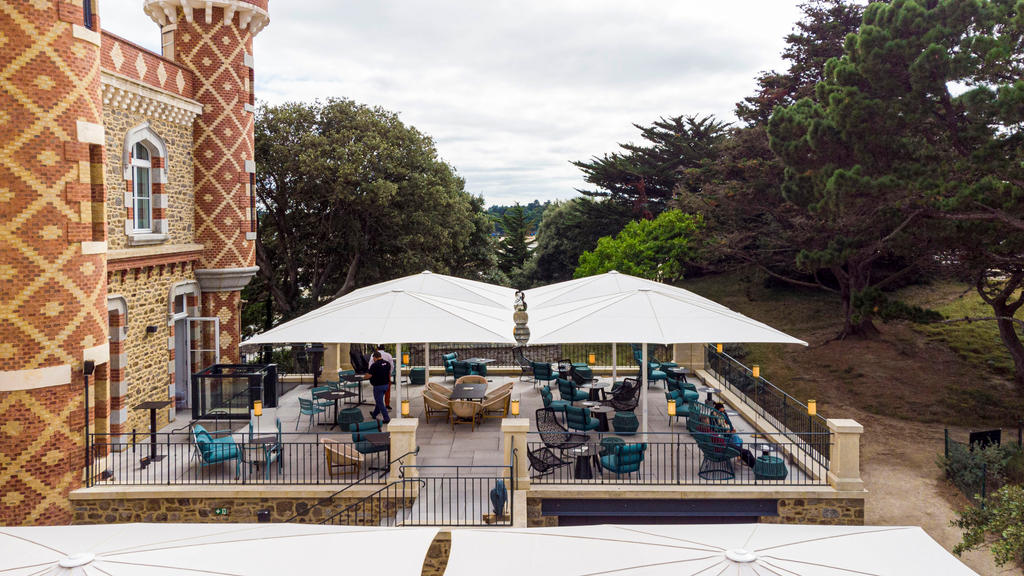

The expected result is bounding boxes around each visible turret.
[143,0,269,362]
[0,0,108,525]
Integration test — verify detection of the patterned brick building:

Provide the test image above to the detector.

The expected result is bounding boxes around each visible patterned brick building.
[0,0,269,525]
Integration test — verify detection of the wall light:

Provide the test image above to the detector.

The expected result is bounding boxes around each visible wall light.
[145,325,159,334]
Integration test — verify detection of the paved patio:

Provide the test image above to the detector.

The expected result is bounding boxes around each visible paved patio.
[93,371,823,487]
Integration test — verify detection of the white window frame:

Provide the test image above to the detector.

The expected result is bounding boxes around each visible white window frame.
[122,123,169,246]
[131,142,152,233]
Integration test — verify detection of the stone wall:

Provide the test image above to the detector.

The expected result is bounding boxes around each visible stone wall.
[421,531,451,576]
[103,106,195,249]
[107,264,195,433]
[71,494,414,525]
[761,498,865,526]
[526,496,559,527]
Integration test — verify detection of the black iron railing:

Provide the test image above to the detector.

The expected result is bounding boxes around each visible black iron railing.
[86,431,389,486]
[321,463,514,527]
[704,345,831,465]
[526,431,829,486]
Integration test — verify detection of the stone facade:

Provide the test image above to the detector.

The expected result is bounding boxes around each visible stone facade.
[762,498,865,526]
[103,106,195,250]
[106,264,196,433]
[421,531,452,576]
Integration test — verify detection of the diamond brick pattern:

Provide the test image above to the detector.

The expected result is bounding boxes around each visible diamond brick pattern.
[100,32,196,99]
[0,1,106,525]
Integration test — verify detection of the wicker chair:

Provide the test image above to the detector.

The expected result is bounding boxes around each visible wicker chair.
[481,390,511,419]
[601,377,640,412]
[527,446,570,478]
[450,400,484,431]
[321,438,363,476]
[534,408,587,452]
[484,382,513,401]
[422,389,451,423]
[455,374,488,386]
[426,381,453,399]
[512,346,534,381]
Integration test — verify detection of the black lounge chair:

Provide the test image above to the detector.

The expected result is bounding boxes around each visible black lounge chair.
[512,346,534,381]
[527,446,570,478]
[601,377,640,412]
[535,408,588,452]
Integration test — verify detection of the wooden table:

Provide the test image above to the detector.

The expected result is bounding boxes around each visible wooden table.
[450,381,487,401]
[132,400,171,465]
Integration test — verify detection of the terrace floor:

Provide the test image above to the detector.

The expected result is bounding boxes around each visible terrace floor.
[93,372,822,487]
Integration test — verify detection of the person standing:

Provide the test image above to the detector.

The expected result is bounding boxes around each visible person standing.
[376,344,394,409]
[368,350,391,423]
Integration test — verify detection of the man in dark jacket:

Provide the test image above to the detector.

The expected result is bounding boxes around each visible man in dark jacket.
[368,350,391,423]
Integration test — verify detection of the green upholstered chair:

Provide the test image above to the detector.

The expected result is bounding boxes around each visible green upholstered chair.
[452,360,477,380]
[531,361,558,388]
[351,420,387,456]
[557,378,587,404]
[564,405,599,432]
[540,385,569,413]
[599,442,647,477]
[191,424,241,479]
[443,353,458,380]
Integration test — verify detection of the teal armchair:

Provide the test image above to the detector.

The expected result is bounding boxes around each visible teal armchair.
[600,442,647,477]
[540,385,569,413]
[443,353,458,380]
[557,378,587,404]
[564,405,599,432]
[452,360,477,380]
[532,362,558,389]
[191,424,241,479]
[351,420,387,456]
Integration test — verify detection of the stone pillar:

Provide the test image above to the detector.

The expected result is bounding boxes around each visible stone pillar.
[145,0,269,364]
[322,344,341,378]
[387,418,418,482]
[502,418,530,490]
[672,343,706,371]
[0,0,109,526]
[826,419,864,491]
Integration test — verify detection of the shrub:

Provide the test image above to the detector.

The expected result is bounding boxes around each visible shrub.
[938,441,1020,500]
[953,484,1024,567]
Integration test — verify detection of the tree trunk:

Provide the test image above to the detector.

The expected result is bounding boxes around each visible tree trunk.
[837,266,878,339]
[994,312,1024,389]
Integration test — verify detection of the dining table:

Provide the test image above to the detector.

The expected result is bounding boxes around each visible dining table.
[449,381,488,401]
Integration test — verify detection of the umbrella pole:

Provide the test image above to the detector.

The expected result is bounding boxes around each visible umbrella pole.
[642,343,648,441]
[424,342,430,384]
[395,342,403,420]
[611,343,617,383]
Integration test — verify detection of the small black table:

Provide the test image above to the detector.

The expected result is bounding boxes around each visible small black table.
[133,400,171,465]
[666,367,690,382]
[450,382,487,401]
[315,389,357,429]
[589,405,615,432]
[582,381,609,401]
[342,373,372,406]
[698,386,720,403]
[569,445,595,480]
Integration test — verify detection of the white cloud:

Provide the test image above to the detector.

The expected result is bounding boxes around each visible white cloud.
[101,1,805,205]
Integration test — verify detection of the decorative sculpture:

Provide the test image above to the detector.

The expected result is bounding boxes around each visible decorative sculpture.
[490,479,508,518]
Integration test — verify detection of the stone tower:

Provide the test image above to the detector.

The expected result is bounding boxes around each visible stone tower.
[143,0,269,363]
[0,0,109,524]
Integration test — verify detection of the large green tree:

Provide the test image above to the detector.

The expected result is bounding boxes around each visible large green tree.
[495,203,533,286]
[252,98,493,321]
[573,115,728,217]
[522,198,632,287]
[575,210,706,282]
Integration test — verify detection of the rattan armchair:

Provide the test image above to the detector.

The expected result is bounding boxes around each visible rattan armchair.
[422,389,451,423]
[450,400,484,431]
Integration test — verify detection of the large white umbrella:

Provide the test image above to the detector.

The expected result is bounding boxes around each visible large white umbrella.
[445,524,978,576]
[526,287,805,435]
[242,288,517,417]
[1,523,438,575]
[525,270,734,312]
[335,270,515,309]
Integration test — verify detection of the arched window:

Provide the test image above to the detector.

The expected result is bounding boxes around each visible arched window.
[132,142,152,232]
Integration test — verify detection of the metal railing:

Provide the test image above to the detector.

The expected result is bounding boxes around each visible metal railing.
[86,431,389,486]
[704,345,830,465]
[322,462,514,527]
[527,431,829,486]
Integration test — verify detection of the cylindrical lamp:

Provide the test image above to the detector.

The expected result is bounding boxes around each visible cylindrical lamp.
[667,399,677,417]
[402,353,410,365]
[401,399,410,417]
[716,343,723,353]
[588,352,596,365]
[807,399,816,416]
[752,365,760,379]
[253,400,263,417]
[510,398,520,416]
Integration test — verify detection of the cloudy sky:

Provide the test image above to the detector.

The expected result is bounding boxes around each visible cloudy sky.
[104,1,804,206]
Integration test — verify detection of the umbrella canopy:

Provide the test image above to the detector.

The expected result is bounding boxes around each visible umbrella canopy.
[445,524,978,576]
[1,523,438,576]
[526,288,807,345]
[335,270,515,309]
[243,289,517,346]
[525,270,733,313]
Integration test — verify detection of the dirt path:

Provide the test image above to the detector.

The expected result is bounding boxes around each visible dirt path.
[847,407,1015,576]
